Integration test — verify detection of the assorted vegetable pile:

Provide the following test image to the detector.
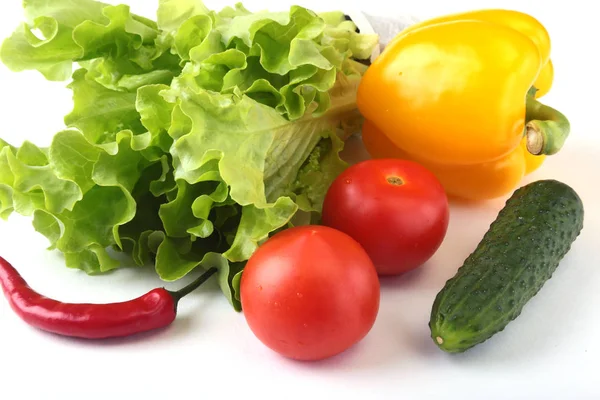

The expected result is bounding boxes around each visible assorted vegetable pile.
[0,1,586,361]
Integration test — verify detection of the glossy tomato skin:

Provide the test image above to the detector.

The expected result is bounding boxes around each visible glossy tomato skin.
[322,159,449,276]
[240,225,380,361]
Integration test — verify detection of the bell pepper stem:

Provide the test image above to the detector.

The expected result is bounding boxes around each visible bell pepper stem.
[525,90,570,156]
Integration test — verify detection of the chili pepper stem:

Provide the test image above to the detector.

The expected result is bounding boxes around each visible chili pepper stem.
[168,267,218,305]
[524,91,570,156]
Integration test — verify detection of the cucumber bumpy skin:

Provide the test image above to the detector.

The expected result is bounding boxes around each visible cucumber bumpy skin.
[429,179,584,353]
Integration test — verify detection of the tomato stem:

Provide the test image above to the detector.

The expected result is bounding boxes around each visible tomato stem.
[387,176,404,186]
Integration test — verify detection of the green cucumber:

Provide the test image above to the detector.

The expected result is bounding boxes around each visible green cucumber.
[429,179,584,353]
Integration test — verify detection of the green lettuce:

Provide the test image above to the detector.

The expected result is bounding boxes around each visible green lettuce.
[0,0,377,310]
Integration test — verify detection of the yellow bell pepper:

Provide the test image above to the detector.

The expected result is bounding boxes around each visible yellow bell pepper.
[388,9,554,98]
[356,9,570,200]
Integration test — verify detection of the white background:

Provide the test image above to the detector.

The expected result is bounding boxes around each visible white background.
[0,0,599,399]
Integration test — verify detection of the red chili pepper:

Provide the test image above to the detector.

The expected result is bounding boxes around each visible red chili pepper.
[0,256,217,339]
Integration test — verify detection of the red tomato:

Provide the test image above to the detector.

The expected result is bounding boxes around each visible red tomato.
[240,225,380,361]
[322,159,449,276]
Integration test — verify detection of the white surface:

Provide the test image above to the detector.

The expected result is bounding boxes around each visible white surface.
[0,0,599,399]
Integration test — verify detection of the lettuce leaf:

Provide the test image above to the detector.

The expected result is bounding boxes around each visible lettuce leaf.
[0,0,162,80]
[0,0,378,310]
